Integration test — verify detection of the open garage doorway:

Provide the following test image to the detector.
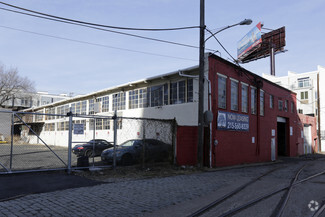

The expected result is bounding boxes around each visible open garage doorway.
[277,117,288,156]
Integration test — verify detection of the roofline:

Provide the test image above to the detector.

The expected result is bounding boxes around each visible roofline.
[24,65,199,111]
[208,53,296,95]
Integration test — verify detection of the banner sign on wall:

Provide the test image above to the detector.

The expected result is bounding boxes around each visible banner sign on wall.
[74,124,84,134]
[217,111,249,131]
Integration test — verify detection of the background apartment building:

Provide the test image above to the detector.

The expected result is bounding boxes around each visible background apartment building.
[263,65,325,151]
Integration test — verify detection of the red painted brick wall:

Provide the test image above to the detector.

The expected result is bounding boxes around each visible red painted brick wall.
[208,55,302,167]
[176,126,198,165]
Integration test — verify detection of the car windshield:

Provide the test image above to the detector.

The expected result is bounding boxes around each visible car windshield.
[120,140,141,147]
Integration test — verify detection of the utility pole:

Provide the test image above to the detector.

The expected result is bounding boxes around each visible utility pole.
[317,73,321,152]
[197,0,205,167]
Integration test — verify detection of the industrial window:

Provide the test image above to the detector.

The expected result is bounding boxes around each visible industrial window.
[170,82,177,104]
[187,78,193,102]
[241,83,248,113]
[56,105,67,118]
[34,109,44,122]
[45,107,55,120]
[75,102,81,114]
[284,100,288,112]
[231,80,238,111]
[95,98,102,114]
[81,101,87,115]
[170,80,186,104]
[103,119,110,130]
[44,123,55,131]
[164,84,169,105]
[56,106,63,116]
[148,84,167,107]
[218,75,227,109]
[298,77,310,88]
[129,90,139,109]
[70,103,76,114]
[63,105,69,115]
[178,80,185,103]
[112,92,126,111]
[270,95,274,109]
[89,99,95,115]
[57,122,65,131]
[96,119,103,130]
[291,102,294,113]
[64,121,69,131]
[101,96,110,112]
[251,87,257,114]
[278,100,283,111]
[260,90,264,116]
[139,88,147,108]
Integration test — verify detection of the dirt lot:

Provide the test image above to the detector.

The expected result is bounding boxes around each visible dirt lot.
[73,162,201,182]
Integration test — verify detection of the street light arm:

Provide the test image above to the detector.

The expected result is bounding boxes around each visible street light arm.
[204,19,252,43]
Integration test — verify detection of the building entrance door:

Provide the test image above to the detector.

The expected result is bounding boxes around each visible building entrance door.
[277,117,287,156]
[303,124,312,154]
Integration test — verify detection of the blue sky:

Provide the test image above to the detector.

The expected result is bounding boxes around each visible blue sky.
[0,0,324,95]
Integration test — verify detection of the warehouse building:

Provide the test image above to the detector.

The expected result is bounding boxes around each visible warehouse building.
[21,54,317,167]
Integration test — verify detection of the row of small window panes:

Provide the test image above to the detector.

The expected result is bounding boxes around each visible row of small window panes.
[43,78,193,117]
[218,76,264,116]
[112,93,126,111]
[57,121,69,131]
[34,111,44,122]
[278,99,294,112]
[45,108,56,120]
[129,89,147,109]
[44,123,55,131]
[145,78,193,108]
[90,118,121,130]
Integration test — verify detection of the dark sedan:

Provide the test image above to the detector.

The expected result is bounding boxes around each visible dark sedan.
[72,139,113,157]
[101,139,171,165]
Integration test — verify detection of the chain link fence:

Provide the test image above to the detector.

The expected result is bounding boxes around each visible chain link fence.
[0,110,176,174]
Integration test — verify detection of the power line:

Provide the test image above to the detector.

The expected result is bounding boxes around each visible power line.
[0,1,199,31]
[0,7,203,50]
[0,25,197,62]
[0,6,218,53]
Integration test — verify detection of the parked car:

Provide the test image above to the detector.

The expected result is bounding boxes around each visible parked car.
[72,139,113,157]
[101,139,171,165]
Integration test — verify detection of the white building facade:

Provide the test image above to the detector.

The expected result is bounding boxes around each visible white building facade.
[263,65,325,151]
[21,65,204,147]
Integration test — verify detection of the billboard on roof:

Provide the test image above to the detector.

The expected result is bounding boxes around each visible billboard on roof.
[237,22,262,61]
[239,26,286,63]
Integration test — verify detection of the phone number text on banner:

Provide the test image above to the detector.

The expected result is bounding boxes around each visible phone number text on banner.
[217,111,249,131]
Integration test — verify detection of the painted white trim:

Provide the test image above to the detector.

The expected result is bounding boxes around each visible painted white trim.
[217,73,227,79]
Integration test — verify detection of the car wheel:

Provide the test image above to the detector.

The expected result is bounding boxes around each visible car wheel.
[121,154,133,166]
[85,150,94,157]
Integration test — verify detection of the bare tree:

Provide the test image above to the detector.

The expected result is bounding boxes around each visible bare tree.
[0,64,35,108]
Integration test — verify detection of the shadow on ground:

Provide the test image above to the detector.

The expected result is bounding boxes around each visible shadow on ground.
[0,171,104,201]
